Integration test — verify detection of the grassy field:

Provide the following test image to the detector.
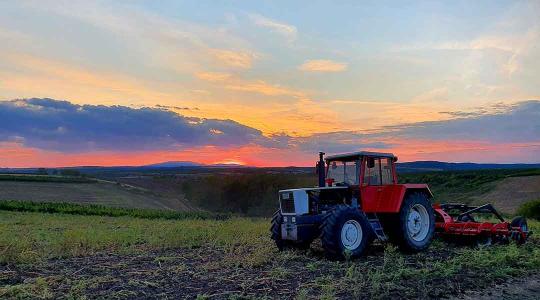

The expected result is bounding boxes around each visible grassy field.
[0,209,538,299]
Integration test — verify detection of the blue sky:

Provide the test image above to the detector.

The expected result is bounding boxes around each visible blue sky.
[0,1,539,166]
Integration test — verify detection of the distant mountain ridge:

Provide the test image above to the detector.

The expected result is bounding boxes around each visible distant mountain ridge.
[142,161,245,168]
[143,161,204,168]
[1,160,540,174]
[396,161,540,172]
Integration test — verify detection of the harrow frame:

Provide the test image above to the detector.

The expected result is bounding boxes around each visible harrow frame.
[433,203,531,243]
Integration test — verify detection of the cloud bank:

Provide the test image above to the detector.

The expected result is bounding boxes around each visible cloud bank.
[0,98,264,152]
[1,98,538,163]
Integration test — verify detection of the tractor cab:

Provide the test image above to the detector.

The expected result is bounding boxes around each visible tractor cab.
[323,151,397,188]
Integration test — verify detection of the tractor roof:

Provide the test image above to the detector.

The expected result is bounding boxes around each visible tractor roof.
[325,151,396,161]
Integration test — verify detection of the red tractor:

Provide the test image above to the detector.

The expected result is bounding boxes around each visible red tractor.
[271,151,531,258]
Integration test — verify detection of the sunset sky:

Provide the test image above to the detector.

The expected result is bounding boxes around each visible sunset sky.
[1,1,539,167]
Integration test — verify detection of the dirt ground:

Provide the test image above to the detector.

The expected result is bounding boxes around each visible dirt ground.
[455,273,540,300]
[1,244,537,299]
[472,175,540,214]
[0,181,194,211]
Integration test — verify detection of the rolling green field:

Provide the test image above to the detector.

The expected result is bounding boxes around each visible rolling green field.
[0,206,538,299]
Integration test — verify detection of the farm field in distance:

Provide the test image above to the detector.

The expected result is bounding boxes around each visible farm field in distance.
[0,174,195,211]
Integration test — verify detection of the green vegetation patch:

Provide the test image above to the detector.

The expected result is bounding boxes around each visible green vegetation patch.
[0,200,225,222]
[0,174,96,183]
[518,199,540,220]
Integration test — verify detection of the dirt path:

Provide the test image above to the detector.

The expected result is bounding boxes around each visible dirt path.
[455,273,540,300]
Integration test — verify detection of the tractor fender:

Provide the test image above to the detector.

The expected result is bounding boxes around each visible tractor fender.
[396,184,434,211]
[369,184,434,213]
[400,184,434,199]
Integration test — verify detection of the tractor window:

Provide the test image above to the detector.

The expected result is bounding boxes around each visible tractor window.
[344,161,359,185]
[363,158,382,185]
[381,158,394,185]
[327,161,359,185]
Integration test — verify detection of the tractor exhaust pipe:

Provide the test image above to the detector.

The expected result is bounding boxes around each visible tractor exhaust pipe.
[317,152,326,187]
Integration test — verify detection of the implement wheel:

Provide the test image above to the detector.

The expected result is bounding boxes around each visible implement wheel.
[320,205,373,259]
[389,192,435,252]
[510,216,529,245]
[270,211,311,251]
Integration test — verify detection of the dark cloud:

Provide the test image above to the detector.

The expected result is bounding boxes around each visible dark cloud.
[0,98,264,152]
[1,98,538,155]
[392,100,540,143]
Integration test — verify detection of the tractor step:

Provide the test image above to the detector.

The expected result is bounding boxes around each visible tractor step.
[367,214,388,242]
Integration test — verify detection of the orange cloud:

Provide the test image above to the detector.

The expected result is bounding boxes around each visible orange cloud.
[209,49,257,69]
[0,52,178,106]
[195,72,232,81]
[299,60,348,72]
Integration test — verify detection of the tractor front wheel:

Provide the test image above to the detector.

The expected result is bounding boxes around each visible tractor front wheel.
[389,192,435,252]
[320,205,373,259]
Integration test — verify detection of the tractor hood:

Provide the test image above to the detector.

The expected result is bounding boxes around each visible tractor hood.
[278,186,348,215]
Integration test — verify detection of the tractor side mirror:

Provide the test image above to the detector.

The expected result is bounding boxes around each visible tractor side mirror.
[367,157,375,168]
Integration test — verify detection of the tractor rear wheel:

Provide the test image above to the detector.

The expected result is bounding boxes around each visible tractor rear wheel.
[510,216,528,245]
[389,192,435,252]
[270,211,311,251]
[320,205,373,259]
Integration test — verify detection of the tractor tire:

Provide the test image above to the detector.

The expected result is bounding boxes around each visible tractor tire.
[388,192,435,253]
[270,211,311,251]
[510,216,528,245]
[320,205,373,259]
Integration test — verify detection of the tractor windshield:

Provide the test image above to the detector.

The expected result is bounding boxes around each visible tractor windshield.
[327,160,359,185]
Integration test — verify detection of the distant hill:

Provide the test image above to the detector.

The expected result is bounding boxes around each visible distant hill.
[1,160,540,175]
[396,161,540,173]
[143,161,204,168]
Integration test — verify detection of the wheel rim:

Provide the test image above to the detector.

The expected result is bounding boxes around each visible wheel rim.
[341,220,363,250]
[407,204,430,242]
